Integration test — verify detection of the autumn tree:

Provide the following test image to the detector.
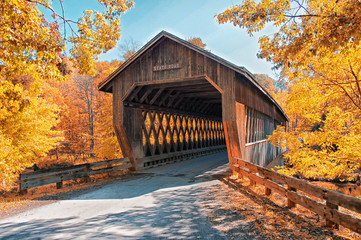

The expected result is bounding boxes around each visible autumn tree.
[0,81,62,189]
[254,74,278,97]
[217,0,361,180]
[0,0,133,189]
[57,72,96,161]
[54,61,122,163]
[93,62,123,160]
[1,0,134,79]
[118,38,141,61]
[187,37,207,49]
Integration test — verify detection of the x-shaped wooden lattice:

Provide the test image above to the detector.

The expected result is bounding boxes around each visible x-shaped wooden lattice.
[142,110,225,157]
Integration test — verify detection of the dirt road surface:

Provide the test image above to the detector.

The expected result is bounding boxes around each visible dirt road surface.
[0,152,231,240]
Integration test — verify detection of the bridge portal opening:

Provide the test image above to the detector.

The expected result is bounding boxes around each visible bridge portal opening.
[122,76,226,168]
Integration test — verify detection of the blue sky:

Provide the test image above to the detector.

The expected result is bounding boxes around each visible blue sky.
[53,0,278,78]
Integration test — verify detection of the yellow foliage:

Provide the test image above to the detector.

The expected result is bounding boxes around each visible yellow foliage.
[0,0,133,190]
[0,0,134,79]
[0,81,62,190]
[269,74,361,180]
[218,0,361,181]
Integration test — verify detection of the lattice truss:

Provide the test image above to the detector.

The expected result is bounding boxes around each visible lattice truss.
[142,110,225,156]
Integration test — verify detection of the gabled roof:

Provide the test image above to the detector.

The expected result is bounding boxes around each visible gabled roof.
[98,31,287,121]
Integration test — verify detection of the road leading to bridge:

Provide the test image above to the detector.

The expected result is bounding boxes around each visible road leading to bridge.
[0,152,230,240]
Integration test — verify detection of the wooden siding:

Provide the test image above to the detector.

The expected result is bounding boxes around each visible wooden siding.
[235,72,286,124]
[111,38,286,124]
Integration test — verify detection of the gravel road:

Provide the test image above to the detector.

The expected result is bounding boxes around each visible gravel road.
[0,152,231,240]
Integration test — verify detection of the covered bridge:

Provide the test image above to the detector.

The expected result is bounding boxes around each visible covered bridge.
[98,31,288,170]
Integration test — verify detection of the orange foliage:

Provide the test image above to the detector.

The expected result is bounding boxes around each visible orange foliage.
[187,37,207,49]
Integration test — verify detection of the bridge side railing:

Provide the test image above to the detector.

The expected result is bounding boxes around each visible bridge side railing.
[231,157,361,234]
[19,158,131,193]
[245,139,287,167]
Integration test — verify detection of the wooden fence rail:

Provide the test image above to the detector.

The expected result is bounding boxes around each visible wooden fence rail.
[19,158,131,193]
[232,157,361,234]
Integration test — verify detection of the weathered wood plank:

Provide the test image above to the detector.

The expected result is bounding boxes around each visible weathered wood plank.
[256,164,361,215]
[232,157,361,234]
[20,161,132,191]
[149,87,165,105]
[88,158,130,168]
[223,121,241,171]
[20,165,87,178]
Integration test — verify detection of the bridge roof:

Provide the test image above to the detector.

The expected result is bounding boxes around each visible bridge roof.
[98,31,288,121]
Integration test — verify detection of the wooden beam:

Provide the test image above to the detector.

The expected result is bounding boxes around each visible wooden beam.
[193,101,208,113]
[201,103,215,114]
[166,91,181,107]
[149,87,165,105]
[123,102,222,120]
[127,86,143,102]
[172,95,186,108]
[132,75,209,87]
[158,89,174,107]
[139,87,153,104]
[166,84,215,92]
[190,98,204,112]
[181,91,221,98]
[199,103,212,114]
[204,75,224,94]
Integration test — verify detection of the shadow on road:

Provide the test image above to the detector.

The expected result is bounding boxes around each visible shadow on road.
[0,152,230,239]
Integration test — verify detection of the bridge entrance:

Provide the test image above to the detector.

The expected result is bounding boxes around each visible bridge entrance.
[98,31,288,171]
[122,76,226,168]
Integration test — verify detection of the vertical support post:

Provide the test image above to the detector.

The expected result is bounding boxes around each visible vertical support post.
[287,186,296,208]
[83,164,90,183]
[19,176,27,194]
[265,178,272,196]
[223,121,242,175]
[325,201,339,229]
[236,102,246,160]
[114,124,138,171]
[56,181,63,189]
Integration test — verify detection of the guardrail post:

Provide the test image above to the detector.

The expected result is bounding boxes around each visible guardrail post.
[325,201,339,229]
[287,186,296,208]
[265,177,272,196]
[56,181,63,189]
[18,179,27,195]
[84,164,91,183]
[250,179,256,187]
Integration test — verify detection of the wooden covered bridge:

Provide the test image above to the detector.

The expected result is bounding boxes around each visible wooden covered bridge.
[98,31,288,170]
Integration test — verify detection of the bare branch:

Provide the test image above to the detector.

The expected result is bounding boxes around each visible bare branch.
[59,0,66,41]
[348,60,361,97]
[27,0,79,38]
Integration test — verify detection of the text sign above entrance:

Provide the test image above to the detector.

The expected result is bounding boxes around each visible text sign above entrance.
[153,63,181,71]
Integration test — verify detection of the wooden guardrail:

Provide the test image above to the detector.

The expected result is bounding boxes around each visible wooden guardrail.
[19,158,131,193]
[232,157,361,234]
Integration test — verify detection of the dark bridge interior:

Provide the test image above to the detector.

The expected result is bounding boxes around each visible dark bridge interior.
[122,76,225,162]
